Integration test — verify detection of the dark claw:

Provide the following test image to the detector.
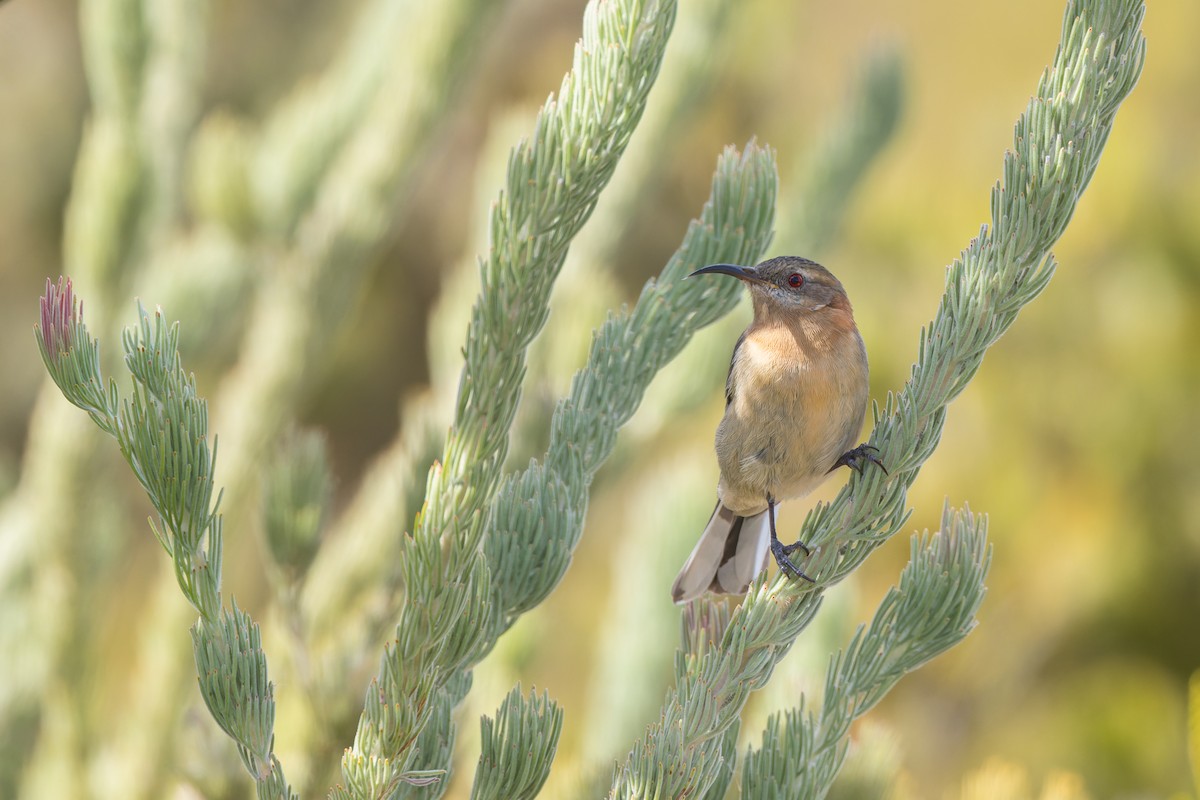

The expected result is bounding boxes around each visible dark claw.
[829,443,888,476]
[770,536,815,582]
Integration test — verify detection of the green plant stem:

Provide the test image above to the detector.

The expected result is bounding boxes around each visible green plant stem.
[335,2,681,795]
[610,0,1145,795]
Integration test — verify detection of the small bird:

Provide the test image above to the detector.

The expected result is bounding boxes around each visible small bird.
[671,255,885,604]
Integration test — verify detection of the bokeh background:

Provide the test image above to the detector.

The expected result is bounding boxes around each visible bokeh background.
[1,0,1197,798]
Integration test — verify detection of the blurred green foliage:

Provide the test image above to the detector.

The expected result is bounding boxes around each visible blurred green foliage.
[0,0,1196,797]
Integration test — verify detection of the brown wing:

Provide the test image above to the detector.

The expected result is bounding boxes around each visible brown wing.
[725,329,748,406]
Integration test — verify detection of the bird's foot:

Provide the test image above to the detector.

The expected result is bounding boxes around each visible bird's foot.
[766,493,814,582]
[829,443,888,476]
[770,535,815,582]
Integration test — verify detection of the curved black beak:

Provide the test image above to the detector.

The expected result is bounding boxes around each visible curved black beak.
[687,263,764,283]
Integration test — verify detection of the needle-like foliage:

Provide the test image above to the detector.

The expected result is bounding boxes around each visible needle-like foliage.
[35,287,297,798]
[334,1,684,795]
[469,688,564,800]
[611,1,1145,796]
[740,506,991,799]
[28,0,1145,796]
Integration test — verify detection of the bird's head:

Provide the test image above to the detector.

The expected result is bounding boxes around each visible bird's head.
[689,255,850,314]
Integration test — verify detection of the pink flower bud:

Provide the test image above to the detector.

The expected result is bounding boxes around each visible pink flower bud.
[39,276,78,358]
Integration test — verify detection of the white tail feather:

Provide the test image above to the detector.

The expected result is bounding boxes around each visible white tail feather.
[671,503,771,604]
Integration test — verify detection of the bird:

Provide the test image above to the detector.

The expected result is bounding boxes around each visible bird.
[671,255,885,604]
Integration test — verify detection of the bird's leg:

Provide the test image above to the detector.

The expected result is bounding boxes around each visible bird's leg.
[766,495,814,582]
[829,443,888,476]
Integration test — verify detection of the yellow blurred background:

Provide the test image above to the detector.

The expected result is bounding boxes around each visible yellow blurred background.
[0,0,1196,797]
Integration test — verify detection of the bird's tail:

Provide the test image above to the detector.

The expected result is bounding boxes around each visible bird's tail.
[671,502,771,604]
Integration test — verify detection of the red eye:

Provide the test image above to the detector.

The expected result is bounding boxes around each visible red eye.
[787,273,804,288]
